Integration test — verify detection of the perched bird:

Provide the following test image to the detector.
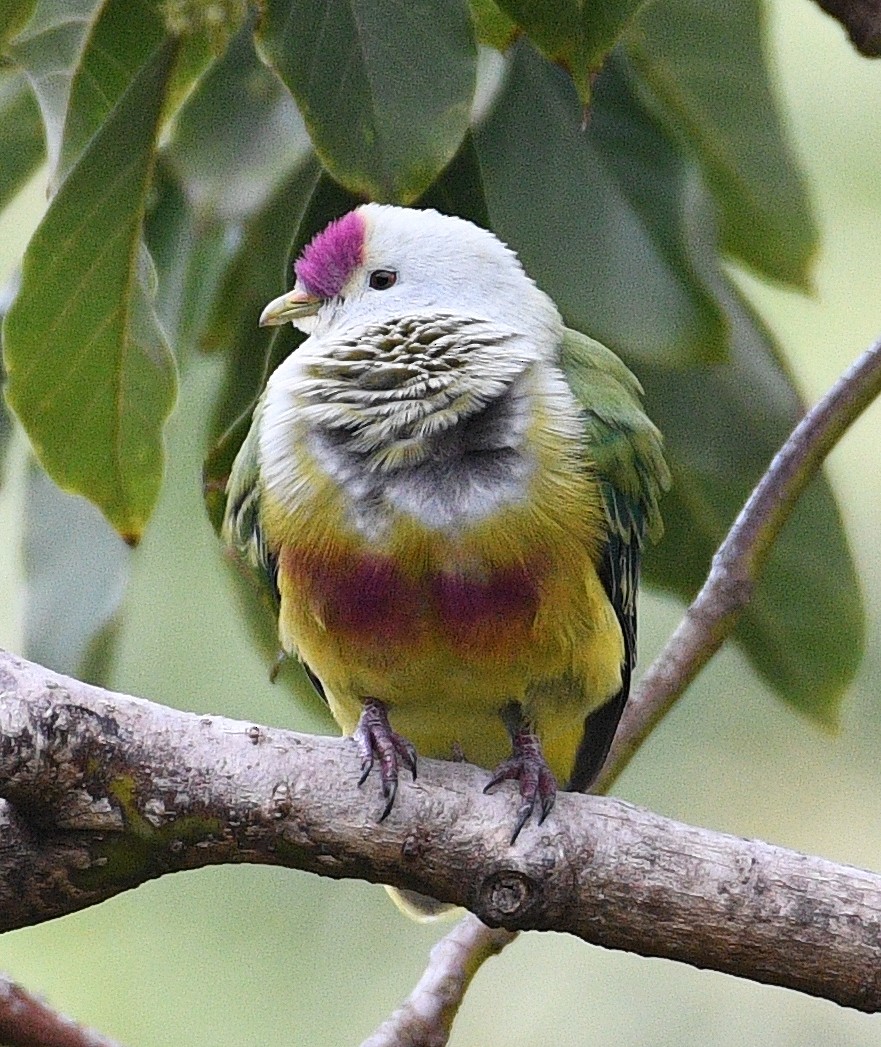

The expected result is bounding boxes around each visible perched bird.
[224,204,668,867]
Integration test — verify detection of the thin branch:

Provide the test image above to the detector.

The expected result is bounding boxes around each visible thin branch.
[598,333,881,789]
[3,651,881,1017]
[359,917,515,1047]
[811,0,881,55]
[0,974,126,1047]
[363,331,881,1046]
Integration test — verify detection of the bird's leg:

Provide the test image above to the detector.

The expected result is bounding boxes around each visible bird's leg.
[485,709,557,843]
[354,697,418,821]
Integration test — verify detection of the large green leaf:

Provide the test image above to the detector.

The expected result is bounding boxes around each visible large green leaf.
[165,17,310,223]
[631,156,862,719]
[199,156,322,454]
[641,279,863,723]
[475,41,728,366]
[494,0,646,102]
[627,0,817,288]
[143,24,310,370]
[258,0,477,203]
[468,0,517,50]
[142,160,233,364]
[56,0,167,181]
[57,0,218,183]
[0,71,45,211]
[415,130,490,228]
[7,0,98,177]
[3,41,179,543]
[0,0,36,49]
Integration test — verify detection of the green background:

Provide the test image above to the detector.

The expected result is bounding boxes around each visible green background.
[2,1,881,1043]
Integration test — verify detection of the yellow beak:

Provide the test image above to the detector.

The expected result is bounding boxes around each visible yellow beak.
[258,289,322,327]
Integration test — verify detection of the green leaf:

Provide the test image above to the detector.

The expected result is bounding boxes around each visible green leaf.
[469,0,518,50]
[143,159,234,362]
[626,0,818,287]
[259,0,478,203]
[589,51,729,361]
[200,155,322,441]
[57,0,216,184]
[475,41,728,366]
[415,130,490,228]
[23,460,130,680]
[641,193,862,723]
[7,0,98,176]
[0,71,45,212]
[0,0,37,51]
[57,0,167,181]
[494,0,645,102]
[165,17,310,222]
[3,41,179,543]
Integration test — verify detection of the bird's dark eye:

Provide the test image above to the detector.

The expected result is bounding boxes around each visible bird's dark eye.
[368,269,397,291]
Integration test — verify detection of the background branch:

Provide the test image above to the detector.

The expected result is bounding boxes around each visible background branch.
[811,0,881,54]
[366,330,881,1045]
[3,649,881,1015]
[597,332,881,790]
[0,974,127,1047]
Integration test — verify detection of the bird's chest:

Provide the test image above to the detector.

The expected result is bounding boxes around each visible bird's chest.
[278,539,545,654]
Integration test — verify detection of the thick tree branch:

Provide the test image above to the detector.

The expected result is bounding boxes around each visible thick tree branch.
[3,649,881,1014]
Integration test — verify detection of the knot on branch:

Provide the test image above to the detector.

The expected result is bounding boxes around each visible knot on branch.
[476,868,539,924]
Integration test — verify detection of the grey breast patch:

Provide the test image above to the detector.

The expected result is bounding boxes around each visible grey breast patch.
[298,313,542,538]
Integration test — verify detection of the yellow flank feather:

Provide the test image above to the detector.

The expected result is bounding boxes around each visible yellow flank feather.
[260,391,624,785]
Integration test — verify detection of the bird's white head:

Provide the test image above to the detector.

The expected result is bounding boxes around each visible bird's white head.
[259,204,563,349]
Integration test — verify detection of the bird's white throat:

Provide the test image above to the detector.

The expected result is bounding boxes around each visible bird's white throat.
[259,311,580,537]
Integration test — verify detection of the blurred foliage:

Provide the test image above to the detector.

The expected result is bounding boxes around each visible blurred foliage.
[0,71,44,212]
[0,5,865,744]
[627,0,817,287]
[1,3,880,1046]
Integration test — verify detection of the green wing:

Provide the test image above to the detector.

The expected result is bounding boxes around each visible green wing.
[558,327,670,791]
[222,400,331,701]
[221,396,280,605]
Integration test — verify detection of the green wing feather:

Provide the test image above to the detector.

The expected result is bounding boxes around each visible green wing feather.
[558,328,670,790]
[221,396,280,605]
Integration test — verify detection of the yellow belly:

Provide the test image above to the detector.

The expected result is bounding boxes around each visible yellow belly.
[261,393,625,783]
[274,513,623,782]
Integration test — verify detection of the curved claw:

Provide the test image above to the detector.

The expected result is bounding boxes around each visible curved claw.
[484,731,557,844]
[353,698,417,820]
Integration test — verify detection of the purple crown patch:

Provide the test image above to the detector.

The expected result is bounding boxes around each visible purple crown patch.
[295,210,366,299]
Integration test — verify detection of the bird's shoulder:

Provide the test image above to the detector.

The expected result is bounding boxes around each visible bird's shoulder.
[557,326,669,545]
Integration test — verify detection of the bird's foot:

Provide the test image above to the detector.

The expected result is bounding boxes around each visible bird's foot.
[484,731,557,843]
[354,698,417,820]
